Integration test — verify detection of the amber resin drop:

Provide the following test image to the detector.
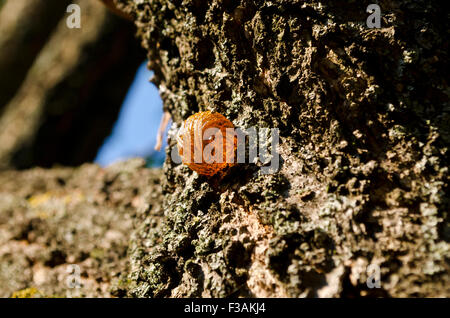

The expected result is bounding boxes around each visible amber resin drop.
[176,111,236,176]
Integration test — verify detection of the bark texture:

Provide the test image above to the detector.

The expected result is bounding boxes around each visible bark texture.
[0,159,162,297]
[110,0,449,297]
[0,0,448,298]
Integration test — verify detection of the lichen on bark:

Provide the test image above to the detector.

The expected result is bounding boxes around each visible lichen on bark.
[106,0,450,297]
[0,0,448,298]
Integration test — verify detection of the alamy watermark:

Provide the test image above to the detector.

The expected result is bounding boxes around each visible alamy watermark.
[366,4,381,29]
[66,264,81,289]
[65,3,381,30]
[66,4,81,29]
[173,126,280,175]
[366,264,381,288]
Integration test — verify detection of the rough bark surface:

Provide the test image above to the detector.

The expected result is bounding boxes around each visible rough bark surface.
[0,0,448,298]
[110,0,449,297]
[0,159,162,297]
[0,0,144,169]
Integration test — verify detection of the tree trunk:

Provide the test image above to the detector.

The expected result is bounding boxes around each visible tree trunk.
[0,0,72,111]
[0,159,163,297]
[111,0,449,297]
[0,0,448,298]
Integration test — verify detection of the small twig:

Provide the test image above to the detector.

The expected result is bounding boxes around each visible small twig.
[155,111,171,151]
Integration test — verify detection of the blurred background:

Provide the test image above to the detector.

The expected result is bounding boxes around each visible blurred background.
[0,0,166,171]
[94,63,166,168]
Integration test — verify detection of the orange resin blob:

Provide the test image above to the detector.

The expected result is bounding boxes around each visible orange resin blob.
[176,111,236,176]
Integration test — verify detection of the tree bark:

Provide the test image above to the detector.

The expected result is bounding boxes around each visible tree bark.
[111,0,449,297]
[0,0,448,298]
[0,159,163,297]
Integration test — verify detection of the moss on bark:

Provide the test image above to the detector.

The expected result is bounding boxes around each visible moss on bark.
[0,0,448,298]
[112,0,449,297]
